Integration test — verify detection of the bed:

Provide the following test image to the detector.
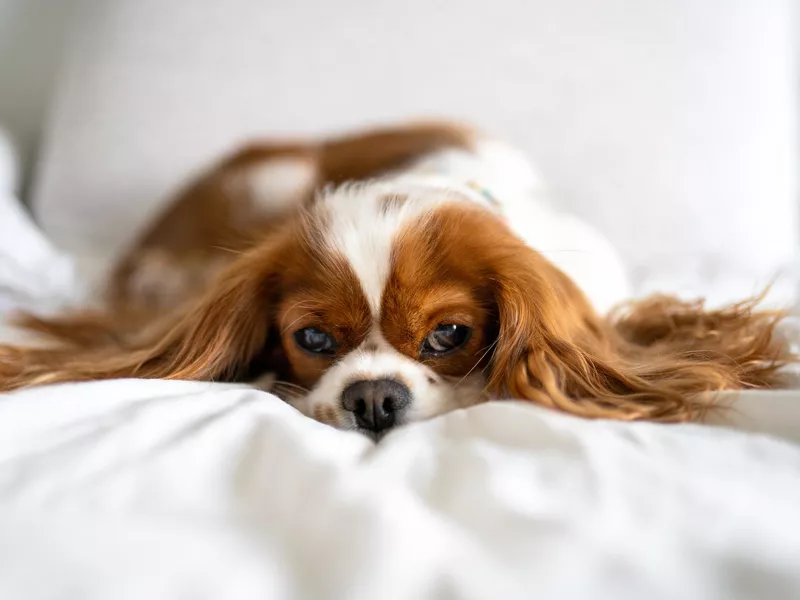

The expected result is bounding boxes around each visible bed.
[3,378,800,600]
[2,1,800,598]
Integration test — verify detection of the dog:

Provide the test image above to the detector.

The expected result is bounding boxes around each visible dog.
[0,122,794,438]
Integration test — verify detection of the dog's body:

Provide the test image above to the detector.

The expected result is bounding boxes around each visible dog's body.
[113,123,629,315]
[0,122,794,438]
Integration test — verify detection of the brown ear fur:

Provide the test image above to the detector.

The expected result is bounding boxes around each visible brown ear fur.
[486,247,795,422]
[0,242,281,393]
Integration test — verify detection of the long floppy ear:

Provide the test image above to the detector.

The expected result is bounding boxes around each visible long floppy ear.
[0,243,281,393]
[486,246,795,422]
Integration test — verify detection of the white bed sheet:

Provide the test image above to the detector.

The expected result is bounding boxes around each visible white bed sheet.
[2,380,800,600]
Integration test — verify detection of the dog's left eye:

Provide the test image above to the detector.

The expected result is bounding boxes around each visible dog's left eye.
[294,327,336,355]
[422,324,471,355]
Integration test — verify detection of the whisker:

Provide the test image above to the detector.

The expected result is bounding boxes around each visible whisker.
[474,341,498,355]
[279,300,317,334]
[281,312,315,334]
[210,245,245,255]
[270,388,305,402]
[272,380,310,394]
[454,339,498,389]
[285,299,315,312]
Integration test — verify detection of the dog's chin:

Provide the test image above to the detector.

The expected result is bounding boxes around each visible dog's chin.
[354,427,384,443]
[352,418,410,442]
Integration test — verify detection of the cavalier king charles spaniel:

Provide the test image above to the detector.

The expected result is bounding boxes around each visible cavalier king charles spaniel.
[0,122,795,438]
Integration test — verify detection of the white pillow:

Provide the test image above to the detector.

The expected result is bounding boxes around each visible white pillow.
[32,0,798,304]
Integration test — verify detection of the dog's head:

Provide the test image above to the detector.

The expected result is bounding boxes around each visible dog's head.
[125,181,600,438]
[5,181,785,437]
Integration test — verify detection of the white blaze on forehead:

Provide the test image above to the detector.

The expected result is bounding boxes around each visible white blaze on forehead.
[320,180,475,315]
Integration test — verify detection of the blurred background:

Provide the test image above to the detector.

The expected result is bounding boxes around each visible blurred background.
[0,0,797,306]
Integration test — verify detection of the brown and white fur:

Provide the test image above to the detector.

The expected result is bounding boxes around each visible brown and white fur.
[0,122,794,438]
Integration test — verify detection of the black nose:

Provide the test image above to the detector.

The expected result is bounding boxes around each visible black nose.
[340,378,412,433]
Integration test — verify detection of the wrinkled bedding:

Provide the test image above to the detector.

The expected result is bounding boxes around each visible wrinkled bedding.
[3,380,800,600]
[4,148,800,599]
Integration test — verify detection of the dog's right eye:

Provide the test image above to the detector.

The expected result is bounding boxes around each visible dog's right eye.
[294,327,337,355]
[421,324,471,356]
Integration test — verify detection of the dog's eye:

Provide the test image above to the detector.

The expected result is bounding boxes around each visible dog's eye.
[294,327,336,355]
[422,324,471,355]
